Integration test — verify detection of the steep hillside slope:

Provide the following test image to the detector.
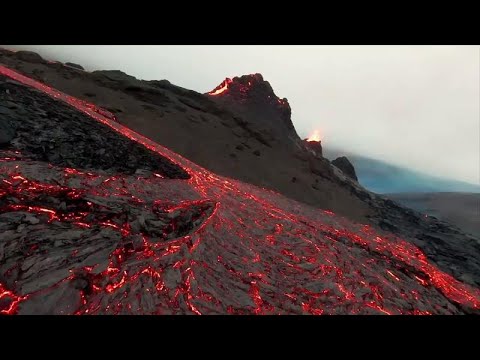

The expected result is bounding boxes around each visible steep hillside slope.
[0,49,372,222]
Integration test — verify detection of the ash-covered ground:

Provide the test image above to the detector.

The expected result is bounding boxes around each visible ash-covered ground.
[1,66,480,315]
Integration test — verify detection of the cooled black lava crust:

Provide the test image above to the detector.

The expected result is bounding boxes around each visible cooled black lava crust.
[0,76,190,179]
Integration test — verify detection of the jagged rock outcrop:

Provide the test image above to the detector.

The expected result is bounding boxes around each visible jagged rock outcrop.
[332,156,358,181]
[207,74,299,148]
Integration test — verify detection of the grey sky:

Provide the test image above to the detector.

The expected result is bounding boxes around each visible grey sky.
[6,45,480,184]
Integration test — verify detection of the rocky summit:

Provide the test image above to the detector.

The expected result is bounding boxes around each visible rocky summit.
[207,74,297,147]
[1,51,480,315]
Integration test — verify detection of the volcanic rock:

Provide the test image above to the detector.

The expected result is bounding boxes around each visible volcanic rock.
[65,62,84,70]
[207,74,298,147]
[0,77,188,178]
[304,139,323,157]
[0,112,16,147]
[1,65,480,315]
[14,51,46,64]
[332,156,358,181]
[2,50,480,291]
[2,47,355,222]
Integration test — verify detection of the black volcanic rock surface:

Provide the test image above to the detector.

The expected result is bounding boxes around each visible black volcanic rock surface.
[1,67,480,315]
[0,78,188,178]
[0,115,15,147]
[1,49,480,292]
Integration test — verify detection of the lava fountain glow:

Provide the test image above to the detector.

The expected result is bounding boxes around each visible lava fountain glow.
[1,64,480,315]
[307,130,321,142]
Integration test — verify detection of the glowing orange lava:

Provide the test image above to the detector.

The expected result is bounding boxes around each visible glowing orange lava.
[307,130,321,142]
[208,78,232,96]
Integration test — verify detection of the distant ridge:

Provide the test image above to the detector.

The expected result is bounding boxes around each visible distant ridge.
[323,148,480,194]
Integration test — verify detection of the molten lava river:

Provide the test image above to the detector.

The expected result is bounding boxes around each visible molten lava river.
[1,65,480,315]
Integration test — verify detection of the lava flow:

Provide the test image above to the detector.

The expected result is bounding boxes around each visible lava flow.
[208,78,233,96]
[1,64,480,315]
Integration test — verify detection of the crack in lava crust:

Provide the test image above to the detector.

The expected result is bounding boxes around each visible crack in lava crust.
[1,64,480,315]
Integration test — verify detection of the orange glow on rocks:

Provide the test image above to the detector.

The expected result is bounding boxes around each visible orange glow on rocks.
[208,78,232,96]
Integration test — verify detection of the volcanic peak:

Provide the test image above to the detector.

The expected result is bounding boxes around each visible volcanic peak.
[208,74,289,107]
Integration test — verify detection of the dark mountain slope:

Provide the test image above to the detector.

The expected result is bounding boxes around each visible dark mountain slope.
[0,49,372,223]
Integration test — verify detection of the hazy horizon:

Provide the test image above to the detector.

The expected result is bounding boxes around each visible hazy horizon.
[5,45,479,185]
